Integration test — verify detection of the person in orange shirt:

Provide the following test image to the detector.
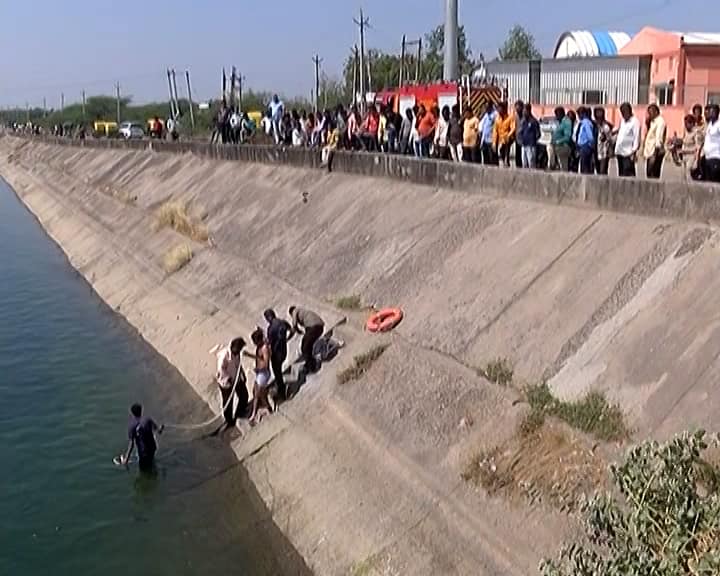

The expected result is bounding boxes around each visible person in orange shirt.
[417,104,437,157]
[462,108,480,163]
[493,101,516,167]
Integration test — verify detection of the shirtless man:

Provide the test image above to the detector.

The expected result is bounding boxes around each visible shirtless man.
[246,328,273,425]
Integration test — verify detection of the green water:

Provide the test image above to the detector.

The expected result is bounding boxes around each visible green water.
[0,180,309,575]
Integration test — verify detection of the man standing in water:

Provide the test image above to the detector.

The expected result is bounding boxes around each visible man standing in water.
[264,308,292,401]
[119,403,163,471]
[289,306,324,374]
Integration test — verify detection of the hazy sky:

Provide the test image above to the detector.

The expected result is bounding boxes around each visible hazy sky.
[0,0,713,108]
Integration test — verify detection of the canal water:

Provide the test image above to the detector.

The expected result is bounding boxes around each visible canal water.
[0,180,310,575]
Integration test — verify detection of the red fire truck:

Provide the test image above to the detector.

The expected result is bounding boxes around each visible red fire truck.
[373,76,507,117]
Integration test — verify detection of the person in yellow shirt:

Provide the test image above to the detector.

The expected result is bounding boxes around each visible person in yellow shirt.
[462,108,480,163]
[493,101,516,166]
[643,104,666,179]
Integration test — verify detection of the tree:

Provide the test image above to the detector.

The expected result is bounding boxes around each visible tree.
[423,24,480,80]
[542,431,720,576]
[498,25,541,61]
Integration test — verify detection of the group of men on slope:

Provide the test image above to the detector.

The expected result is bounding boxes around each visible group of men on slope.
[215,306,325,429]
[119,306,325,471]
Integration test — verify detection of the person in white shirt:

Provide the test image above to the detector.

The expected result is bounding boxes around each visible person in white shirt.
[613,102,641,177]
[214,337,248,433]
[643,104,667,179]
[434,105,451,159]
[702,104,720,183]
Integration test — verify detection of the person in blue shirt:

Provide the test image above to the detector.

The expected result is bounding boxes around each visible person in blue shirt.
[479,103,497,165]
[518,103,541,169]
[575,106,596,175]
[549,106,573,171]
[119,403,163,472]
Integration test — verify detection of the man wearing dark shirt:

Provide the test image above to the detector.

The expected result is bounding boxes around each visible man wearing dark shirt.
[120,403,163,471]
[288,306,324,374]
[264,308,293,400]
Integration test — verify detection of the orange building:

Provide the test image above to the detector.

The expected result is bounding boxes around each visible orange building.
[620,27,720,108]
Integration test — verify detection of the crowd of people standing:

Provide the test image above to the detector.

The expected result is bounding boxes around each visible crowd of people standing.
[256,92,720,184]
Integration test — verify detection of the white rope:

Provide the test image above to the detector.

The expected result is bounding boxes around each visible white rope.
[163,353,245,431]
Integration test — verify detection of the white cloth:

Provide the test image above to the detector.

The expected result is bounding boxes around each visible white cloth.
[261,116,272,135]
[614,116,641,157]
[704,119,720,160]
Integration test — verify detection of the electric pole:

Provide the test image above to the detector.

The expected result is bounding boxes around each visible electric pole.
[352,45,359,107]
[312,54,323,113]
[353,9,370,111]
[115,82,121,124]
[43,97,47,118]
[399,35,406,88]
[416,38,422,83]
[185,70,195,131]
[238,73,244,111]
[82,90,86,122]
[443,0,459,81]
[61,92,65,119]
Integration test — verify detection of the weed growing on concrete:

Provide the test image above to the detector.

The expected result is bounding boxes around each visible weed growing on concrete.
[477,358,514,386]
[335,294,362,310]
[337,344,389,385]
[154,200,209,243]
[163,244,193,274]
[350,556,378,576]
[523,383,628,442]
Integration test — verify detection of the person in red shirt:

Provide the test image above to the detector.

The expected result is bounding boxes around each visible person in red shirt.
[360,104,380,151]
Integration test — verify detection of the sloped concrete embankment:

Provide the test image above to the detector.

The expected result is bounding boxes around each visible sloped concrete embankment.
[2,136,720,575]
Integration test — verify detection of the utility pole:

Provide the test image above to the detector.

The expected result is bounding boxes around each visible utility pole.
[312,54,323,113]
[61,92,65,119]
[230,66,237,110]
[185,70,195,131]
[43,97,47,118]
[238,73,244,111]
[167,69,176,119]
[171,69,179,119]
[352,45,359,107]
[221,68,227,105]
[443,0,459,81]
[416,38,422,83]
[26,102,29,124]
[115,82,121,124]
[353,9,370,111]
[399,35,406,88]
[82,90,86,122]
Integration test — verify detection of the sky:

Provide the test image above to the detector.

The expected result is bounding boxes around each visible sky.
[0,0,715,108]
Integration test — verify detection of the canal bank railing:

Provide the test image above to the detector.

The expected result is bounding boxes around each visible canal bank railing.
[5,134,720,223]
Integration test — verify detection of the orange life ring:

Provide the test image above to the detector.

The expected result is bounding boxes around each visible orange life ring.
[366,308,404,333]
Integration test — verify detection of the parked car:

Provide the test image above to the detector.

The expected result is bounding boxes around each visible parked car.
[118,121,145,140]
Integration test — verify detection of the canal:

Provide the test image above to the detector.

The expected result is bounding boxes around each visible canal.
[0,179,309,575]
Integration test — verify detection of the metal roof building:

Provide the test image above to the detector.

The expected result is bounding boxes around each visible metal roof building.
[554,31,631,58]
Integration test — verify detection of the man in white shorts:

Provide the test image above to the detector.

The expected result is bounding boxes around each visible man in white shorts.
[247,328,273,425]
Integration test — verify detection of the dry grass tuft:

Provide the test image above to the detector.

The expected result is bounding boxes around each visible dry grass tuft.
[154,200,209,242]
[337,344,389,385]
[163,244,193,274]
[463,422,608,512]
[335,294,363,310]
[477,358,514,387]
